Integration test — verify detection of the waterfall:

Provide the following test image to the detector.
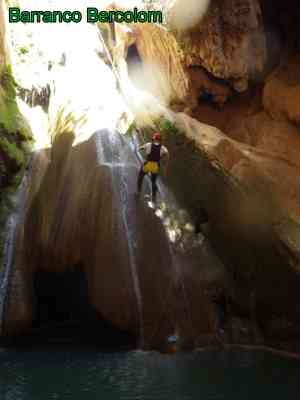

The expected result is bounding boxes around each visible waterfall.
[0,11,225,345]
[132,133,192,340]
[0,126,223,346]
[129,132,225,345]
[94,128,222,347]
[95,129,145,346]
[0,160,32,334]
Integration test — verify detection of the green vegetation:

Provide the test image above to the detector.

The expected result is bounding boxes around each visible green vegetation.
[0,135,25,168]
[0,65,32,158]
[0,65,18,132]
[0,64,32,265]
[0,65,31,138]
[18,46,29,56]
[49,104,86,145]
[0,172,22,268]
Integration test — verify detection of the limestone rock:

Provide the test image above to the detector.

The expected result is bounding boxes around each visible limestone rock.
[132,23,189,104]
[3,131,216,349]
[229,111,300,168]
[112,0,266,110]
[166,0,210,32]
[162,112,300,347]
[173,0,266,83]
[186,66,233,109]
[263,56,300,127]
[173,111,300,223]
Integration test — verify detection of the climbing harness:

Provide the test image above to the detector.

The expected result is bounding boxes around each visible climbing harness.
[143,161,159,174]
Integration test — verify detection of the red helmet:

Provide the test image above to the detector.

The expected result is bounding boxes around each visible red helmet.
[152,132,161,142]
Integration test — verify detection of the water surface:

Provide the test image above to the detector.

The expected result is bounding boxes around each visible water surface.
[0,347,299,399]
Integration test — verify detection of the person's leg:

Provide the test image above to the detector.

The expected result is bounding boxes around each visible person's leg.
[137,165,146,194]
[151,173,158,201]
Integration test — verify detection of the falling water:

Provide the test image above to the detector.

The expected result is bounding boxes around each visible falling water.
[129,133,192,341]
[95,128,197,346]
[94,127,207,347]
[94,128,195,347]
[0,10,224,347]
[0,160,32,334]
[95,129,145,346]
[130,132,225,344]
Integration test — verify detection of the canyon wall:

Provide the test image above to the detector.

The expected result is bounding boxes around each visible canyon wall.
[2,0,300,351]
[2,130,217,349]
[110,0,300,350]
[0,1,31,233]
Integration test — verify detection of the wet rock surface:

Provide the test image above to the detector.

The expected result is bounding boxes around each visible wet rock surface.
[158,111,300,351]
[108,0,300,351]
[2,0,300,354]
[2,130,217,350]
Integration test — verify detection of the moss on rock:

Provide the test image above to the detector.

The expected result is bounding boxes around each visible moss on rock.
[0,65,31,138]
[0,64,32,262]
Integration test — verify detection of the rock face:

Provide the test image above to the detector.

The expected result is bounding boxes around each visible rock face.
[113,0,266,110]
[260,0,300,62]
[3,130,217,349]
[263,56,300,127]
[186,66,233,109]
[172,0,266,87]
[127,22,189,105]
[0,2,31,200]
[157,55,300,351]
[177,59,300,350]
[156,110,300,351]
[108,1,300,350]
[3,0,300,352]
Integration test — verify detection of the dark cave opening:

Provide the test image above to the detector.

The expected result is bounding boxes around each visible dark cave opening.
[33,268,91,326]
[20,267,136,348]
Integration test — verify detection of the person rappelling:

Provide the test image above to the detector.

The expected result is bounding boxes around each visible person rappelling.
[136,132,170,203]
